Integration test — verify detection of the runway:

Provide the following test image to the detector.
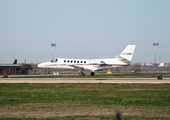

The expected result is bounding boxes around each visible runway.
[0,78,170,83]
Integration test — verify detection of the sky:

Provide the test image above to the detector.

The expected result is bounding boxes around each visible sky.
[0,0,170,64]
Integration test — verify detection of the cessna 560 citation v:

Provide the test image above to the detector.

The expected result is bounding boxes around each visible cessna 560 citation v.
[38,45,136,76]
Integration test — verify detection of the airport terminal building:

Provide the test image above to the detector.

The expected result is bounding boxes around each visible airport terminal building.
[0,64,21,74]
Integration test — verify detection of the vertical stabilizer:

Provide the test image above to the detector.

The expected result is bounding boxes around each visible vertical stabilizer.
[119,45,136,61]
[13,59,17,64]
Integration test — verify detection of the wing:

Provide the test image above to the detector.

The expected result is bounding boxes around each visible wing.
[68,65,100,72]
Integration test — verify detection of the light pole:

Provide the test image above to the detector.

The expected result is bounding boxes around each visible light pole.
[153,42,159,72]
[51,43,56,59]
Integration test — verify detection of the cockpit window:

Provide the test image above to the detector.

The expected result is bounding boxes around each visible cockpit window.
[51,59,58,62]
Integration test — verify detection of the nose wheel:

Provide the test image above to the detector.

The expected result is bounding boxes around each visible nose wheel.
[79,72,86,76]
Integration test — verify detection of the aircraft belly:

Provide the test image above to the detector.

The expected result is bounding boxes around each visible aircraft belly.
[53,65,74,69]
[41,65,74,69]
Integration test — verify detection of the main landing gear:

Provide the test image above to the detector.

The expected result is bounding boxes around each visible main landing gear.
[90,72,94,76]
[79,71,95,76]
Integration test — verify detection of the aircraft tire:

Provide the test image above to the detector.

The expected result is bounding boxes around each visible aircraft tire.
[90,72,94,76]
[79,72,86,76]
[79,72,83,76]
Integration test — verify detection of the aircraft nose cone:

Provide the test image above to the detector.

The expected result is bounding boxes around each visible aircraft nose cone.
[37,62,49,68]
[37,63,42,68]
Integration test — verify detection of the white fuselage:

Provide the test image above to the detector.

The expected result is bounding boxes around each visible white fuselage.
[38,58,129,71]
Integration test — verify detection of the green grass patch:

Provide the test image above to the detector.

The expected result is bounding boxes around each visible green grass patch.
[0,83,170,119]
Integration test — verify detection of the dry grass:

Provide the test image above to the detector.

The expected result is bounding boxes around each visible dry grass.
[0,103,170,118]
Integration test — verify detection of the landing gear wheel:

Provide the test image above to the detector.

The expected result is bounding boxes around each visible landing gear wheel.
[79,72,83,76]
[79,72,86,76]
[90,72,94,76]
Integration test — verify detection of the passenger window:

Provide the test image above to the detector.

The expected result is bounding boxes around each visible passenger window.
[64,60,66,63]
[84,61,86,64]
[67,60,69,63]
[77,61,79,63]
[71,61,73,63]
[81,61,83,63]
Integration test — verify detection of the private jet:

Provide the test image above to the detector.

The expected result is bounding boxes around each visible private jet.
[38,44,136,76]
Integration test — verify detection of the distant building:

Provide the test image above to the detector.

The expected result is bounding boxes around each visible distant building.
[159,63,165,67]
[0,64,21,74]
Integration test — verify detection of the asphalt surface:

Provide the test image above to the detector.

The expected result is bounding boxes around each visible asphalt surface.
[0,78,170,83]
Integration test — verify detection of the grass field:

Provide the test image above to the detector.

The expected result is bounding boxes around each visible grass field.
[0,83,170,120]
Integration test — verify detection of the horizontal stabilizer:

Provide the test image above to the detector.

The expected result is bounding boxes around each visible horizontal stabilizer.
[116,56,128,61]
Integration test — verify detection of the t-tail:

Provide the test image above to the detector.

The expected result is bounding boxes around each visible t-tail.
[116,45,136,64]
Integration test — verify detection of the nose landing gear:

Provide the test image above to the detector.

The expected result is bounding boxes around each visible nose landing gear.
[79,71,86,76]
